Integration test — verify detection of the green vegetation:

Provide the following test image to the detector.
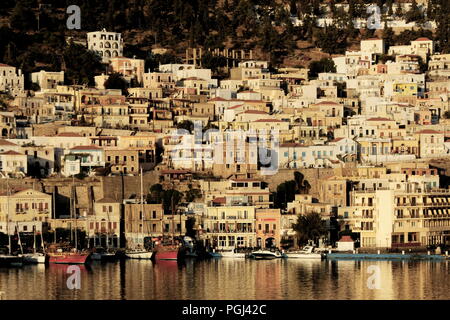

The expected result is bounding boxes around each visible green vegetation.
[0,0,448,81]
[292,212,327,245]
[273,171,311,209]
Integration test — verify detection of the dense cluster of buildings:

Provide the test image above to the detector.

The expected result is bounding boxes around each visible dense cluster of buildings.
[0,26,450,251]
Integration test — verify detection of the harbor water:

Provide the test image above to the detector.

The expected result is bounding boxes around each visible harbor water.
[0,259,449,300]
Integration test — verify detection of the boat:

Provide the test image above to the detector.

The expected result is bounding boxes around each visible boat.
[91,247,117,261]
[21,253,46,264]
[219,248,246,259]
[154,242,181,260]
[125,249,153,260]
[48,250,91,264]
[250,248,283,260]
[182,236,197,257]
[0,255,23,267]
[206,249,222,258]
[20,227,47,264]
[284,246,323,259]
[125,168,153,260]
[0,182,23,267]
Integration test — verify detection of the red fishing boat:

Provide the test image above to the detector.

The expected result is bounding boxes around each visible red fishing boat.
[48,251,91,264]
[154,243,180,261]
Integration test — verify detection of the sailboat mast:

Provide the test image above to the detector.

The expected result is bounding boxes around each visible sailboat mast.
[53,187,56,243]
[33,227,36,253]
[6,177,10,255]
[16,223,23,254]
[140,167,144,247]
[171,188,174,245]
[73,176,77,251]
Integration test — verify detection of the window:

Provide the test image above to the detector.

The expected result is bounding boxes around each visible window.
[219,236,227,247]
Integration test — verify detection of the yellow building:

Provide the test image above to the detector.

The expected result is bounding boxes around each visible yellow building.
[0,188,52,235]
[393,83,418,96]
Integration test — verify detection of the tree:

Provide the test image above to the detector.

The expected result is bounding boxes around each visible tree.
[63,42,103,86]
[176,120,194,134]
[185,184,202,202]
[292,212,327,245]
[444,111,450,119]
[293,171,311,194]
[162,189,183,214]
[147,184,163,204]
[10,0,37,31]
[273,180,297,209]
[104,72,129,96]
[405,0,424,24]
[308,58,336,79]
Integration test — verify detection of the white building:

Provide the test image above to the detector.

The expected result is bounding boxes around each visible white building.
[87,29,123,63]
[0,63,24,96]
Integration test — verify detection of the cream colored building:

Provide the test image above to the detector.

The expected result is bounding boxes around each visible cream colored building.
[202,205,256,249]
[339,181,450,248]
[87,29,123,63]
[0,63,24,96]
[0,189,52,235]
[31,71,64,90]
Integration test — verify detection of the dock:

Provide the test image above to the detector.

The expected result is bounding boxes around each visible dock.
[326,253,446,261]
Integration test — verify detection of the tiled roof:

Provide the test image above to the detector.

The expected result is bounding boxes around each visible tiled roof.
[367,117,392,121]
[0,139,17,146]
[414,37,432,41]
[254,119,283,123]
[416,129,442,134]
[70,145,102,150]
[0,150,23,155]
[240,110,268,115]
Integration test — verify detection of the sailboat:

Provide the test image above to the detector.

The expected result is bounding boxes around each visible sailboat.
[20,227,47,264]
[48,176,90,264]
[91,205,116,261]
[125,168,153,260]
[0,179,23,267]
[154,184,182,261]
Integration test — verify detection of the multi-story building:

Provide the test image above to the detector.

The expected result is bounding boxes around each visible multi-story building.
[87,198,121,248]
[0,188,52,235]
[87,29,123,63]
[339,181,450,248]
[255,208,281,248]
[0,64,24,96]
[202,205,256,249]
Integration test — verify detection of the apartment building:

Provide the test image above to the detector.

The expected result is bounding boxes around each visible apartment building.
[87,29,123,63]
[339,181,450,248]
[202,205,256,249]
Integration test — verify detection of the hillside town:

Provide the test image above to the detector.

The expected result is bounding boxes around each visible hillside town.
[0,0,450,263]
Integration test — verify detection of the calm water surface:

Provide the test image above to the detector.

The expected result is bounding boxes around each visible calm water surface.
[0,259,449,300]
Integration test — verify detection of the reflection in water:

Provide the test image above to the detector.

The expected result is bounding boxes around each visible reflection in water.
[0,260,448,300]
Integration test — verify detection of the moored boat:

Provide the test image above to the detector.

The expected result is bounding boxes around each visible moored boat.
[154,243,180,260]
[21,253,47,264]
[250,248,283,260]
[219,249,246,259]
[125,249,153,260]
[48,251,91,264]
[0,255,23,267]
[284,246,323,259]
[91,247,117,261]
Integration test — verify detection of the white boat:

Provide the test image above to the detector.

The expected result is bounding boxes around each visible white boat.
[125,168,153,261]
[219,249,246,259]
[125,250,153,259]
[284,246,323,259]
[250,249,283,260]
[21,253,46,264]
